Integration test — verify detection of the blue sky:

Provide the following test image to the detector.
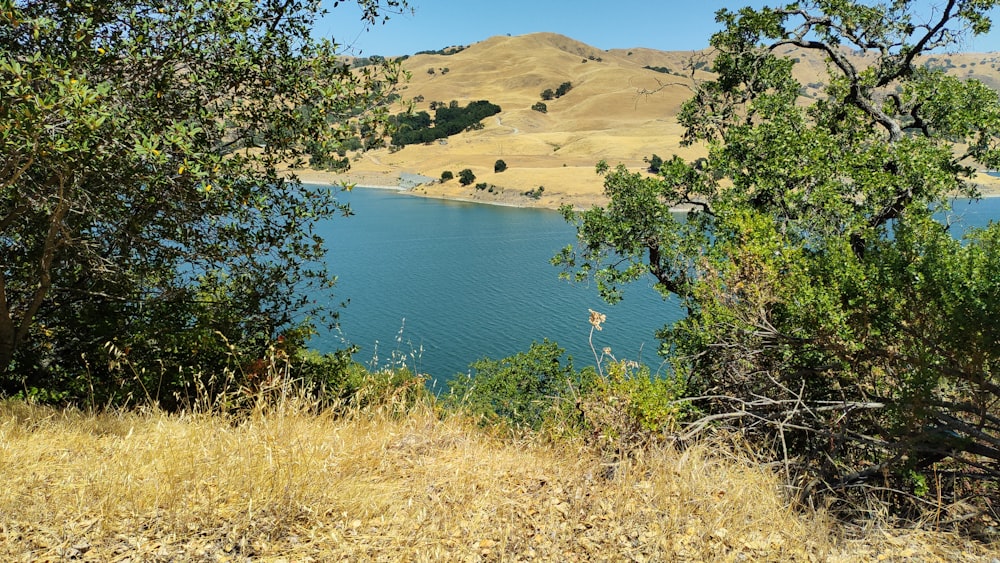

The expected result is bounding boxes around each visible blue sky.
[316,1,1000,57]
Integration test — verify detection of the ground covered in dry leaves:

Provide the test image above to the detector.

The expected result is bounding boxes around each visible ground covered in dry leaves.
[0,401,996,561]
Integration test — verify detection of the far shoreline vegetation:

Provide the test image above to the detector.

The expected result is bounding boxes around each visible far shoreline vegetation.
[3,0,1000,559]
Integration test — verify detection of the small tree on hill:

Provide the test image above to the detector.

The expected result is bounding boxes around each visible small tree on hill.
[556,0,1000,503]
[540,88,555,101]
[458,168,476,186]
[440,170,454,182]
[531,102,548,113]
[494,160,508,173]
[644,154,663,173]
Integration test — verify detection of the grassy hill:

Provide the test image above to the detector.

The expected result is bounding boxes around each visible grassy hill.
[297,32,1000,208]
[2,398,995,561]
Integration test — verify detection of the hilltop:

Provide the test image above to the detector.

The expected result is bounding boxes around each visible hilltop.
[296,32,1000,208]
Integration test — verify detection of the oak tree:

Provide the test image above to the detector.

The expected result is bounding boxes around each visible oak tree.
[0,0,408,405]
[557,0,1000,497]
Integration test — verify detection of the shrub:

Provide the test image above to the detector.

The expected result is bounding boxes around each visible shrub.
[440,170,453,182]
[446,340,596,430]
[458,168,476,186]
[645,154,663,173]
[531,102,547,113]
[580,356,686,460]
[294,352,427,414]
[494,159,507,173]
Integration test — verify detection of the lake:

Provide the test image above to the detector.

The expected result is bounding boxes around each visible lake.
[309,187,679,387]
[310,187,1000,388]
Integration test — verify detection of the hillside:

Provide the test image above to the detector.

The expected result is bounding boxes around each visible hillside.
[2,400,994,561]
[296,32,1000,208]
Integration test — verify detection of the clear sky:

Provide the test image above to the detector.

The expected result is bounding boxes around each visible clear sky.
[315,1,1000,57]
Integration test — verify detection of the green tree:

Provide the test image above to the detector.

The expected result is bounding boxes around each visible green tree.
[0,0,408,405]
[555,81,573,97]
[644,154,663,173]
[540,88,555,101]
[440,170,454,182]
[531,102,548,113]
[458,168,476,186]
[556,1,1000,494]
[494,159,508,173]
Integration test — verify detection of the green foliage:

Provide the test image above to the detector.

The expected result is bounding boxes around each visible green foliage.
[524,186,545,200]
[643,65,674,75]
[0,0,408,406]
[440,170,454,182]
[556,0,1000,498]
[389,100,501,146]
[540,88,555,101]
[445,337,686,456]
[555,81,573,98]
[494,159,508,173]
[458,168,476,186]
[414,45,465,56]
[644,154,663,173]
[580,357,686,458]
[531,102,548,113]
[201,343,427,416]
[446,340,596,431]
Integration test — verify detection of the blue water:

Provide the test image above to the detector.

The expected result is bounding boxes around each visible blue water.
[310,188,679,386]
[310,187,1000,387]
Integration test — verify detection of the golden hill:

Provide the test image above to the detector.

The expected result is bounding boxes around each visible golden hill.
[296,32,1000,208]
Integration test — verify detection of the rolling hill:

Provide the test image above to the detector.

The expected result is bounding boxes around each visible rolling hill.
[296,32,1000,208]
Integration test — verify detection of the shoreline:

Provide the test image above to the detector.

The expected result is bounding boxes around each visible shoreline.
[294,170,1000,212]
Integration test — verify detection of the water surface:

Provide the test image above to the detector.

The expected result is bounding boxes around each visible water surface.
[311,188,1000,387]
[311,187,680,386]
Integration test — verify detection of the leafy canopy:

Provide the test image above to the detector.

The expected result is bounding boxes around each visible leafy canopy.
[557,0,1000,493]
[0,0,408,406]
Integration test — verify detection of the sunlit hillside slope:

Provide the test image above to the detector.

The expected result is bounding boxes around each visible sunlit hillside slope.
[298,32,1000,208]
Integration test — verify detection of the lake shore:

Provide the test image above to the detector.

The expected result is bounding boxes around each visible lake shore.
[289,167,1000,211]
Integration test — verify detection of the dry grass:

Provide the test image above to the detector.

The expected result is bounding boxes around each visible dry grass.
[1,400,996,561]
[294,32,1000,208]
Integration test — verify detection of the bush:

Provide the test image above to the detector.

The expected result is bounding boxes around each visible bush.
[446,340,596,431]
[293,352,427,414]
[494,159,507,173]
[458,168,476,186]
[580,357,686,459]
[531,102,547,113]
[645,154,663,173]
[440,170,453,182]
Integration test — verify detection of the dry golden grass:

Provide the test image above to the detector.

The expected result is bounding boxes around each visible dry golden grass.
[300,32,1000,208]
[1,399,995,561]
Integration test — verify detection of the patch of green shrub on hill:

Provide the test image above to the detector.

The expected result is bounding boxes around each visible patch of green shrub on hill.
[390,100,501,146]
